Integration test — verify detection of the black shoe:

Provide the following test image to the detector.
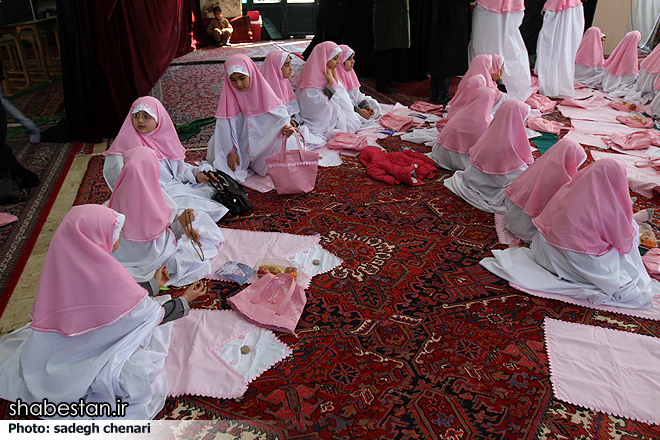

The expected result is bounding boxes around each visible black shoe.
[376,86,396,94]
[438,93,451,105]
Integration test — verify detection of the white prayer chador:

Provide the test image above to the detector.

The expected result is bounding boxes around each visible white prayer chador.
[482,159,656,310]
[109,147,224,287]
[444,100,533,214]
[336,45,383,127]
[295,41,362,139]
[0,205,173,419]
[535,0,585,98]
[468,0,532,101]
[103,97,229,222]
[206,54,292,183]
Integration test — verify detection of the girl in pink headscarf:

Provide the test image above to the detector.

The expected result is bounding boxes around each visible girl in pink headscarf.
[444,99,533,214]
[205,54,293,183]
[336,44,382,124]
[501,138,586,242]
[449,55,507,116]
[481,159,657,309]
[602,31,642,96]
[535,0,584,98]
[103,96,229,222]
[260,50,327,150]
[574,27,606,88]
[295,41,362,139]
[626,40,660,104]
[468,0,532,101]
[109,146,224,287]
[0,204,207,419]
[431,87,495,171]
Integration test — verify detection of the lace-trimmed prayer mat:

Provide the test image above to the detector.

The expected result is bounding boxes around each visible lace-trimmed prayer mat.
[544,317,660,425]
[165,309,292,399]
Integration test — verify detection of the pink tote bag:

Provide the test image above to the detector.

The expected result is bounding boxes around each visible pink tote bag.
[228,272,307,334]
[266,128,319,195]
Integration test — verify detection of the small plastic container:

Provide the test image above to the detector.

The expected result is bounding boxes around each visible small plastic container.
[254,258,299,280]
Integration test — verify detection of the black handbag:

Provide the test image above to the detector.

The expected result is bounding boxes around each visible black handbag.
[204,170,254,216]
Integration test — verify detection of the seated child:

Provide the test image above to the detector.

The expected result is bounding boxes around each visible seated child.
[444,100,533,214]
[481,158,657,309]
[205,54,295,182]
[626,41,660,104]
[489,54,510,113]
[443,74,488,121]
[260,50,326,150]
[602,31,641,96]
[109,146,224,287]
[431,87,495,171]
[103,96,228,222]
[574,27,606,88]
[0,204,207,420]
[449,54,506,116]
[295,41,362,139]
[336,44,382,124]
[207,4,233,47]
[501,138,586,243]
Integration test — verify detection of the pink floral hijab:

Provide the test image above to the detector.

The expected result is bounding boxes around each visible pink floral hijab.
[260,50,297,104]
[216,54,284,119]
[469,100,533,174]
[295,41,342,90]
[438,87,495,154]
[336,44,361,92]
[108,146,172,243]
[104,96,186,160]
[30,204,149,336]
[504,138,587,216]
[533,158,636,256]
[603,31,642,76]
[575,27,605,67]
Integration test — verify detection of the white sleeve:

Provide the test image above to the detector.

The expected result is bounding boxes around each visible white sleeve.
[103,155,124,191]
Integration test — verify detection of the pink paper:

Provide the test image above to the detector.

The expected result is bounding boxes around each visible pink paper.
[544,317,660,425]
[165,309,292,399]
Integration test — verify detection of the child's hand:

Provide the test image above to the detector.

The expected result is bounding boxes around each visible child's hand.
[187,227,200,242]
[358,108,371,119]
[178,209,195,229]
[366,106,375,117]
[227,152,240,171]
[196,172,218,184]
[290,119,298,128]
[491,71,501,82]
[182,280,207,303]
[282,125,294,137]
[154,265,170,288]
[324,67,335,87]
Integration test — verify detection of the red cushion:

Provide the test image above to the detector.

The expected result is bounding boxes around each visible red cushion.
[229,16,253,43]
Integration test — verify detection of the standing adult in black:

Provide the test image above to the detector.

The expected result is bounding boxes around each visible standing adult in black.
[373,0,410,94]
[429,0,472,104]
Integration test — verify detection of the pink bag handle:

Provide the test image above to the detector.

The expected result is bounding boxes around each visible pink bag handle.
[279,127,306,159]
[250,273,297,316]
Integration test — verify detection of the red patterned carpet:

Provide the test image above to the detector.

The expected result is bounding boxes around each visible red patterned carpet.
[62,136,660,439]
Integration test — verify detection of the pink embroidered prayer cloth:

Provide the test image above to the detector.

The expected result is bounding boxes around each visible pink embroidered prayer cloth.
[575,27,605,67]
[216,54,284,119]
[544,317,660,425]
[543,0,582,12]
[165,309,291,399]
[295,41,342,90]
[533,158,636,256]
[469,100,533,174]
[476,0,524,13]
[438,87,495,154]
[30,205,149,336]
[108,146,172,242]
[260,50,297,104]
[336,45,361,92]
[603,31,642,76]
[505,139,586,216]
[103,96,186,160]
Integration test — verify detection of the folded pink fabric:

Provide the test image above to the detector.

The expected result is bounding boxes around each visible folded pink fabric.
[380,113,414,132]
[561,95,609,109]
[326,132,368,151]
[544,317,660,425]
[526,116,567,134]
[610,101,639,112]
[606,131,659,150]
[616,114,654,129]
[0,212,18,227]
[165,309,292,399]
[410,101,444,115]
[642,248,660,281]
[525,93,556,113]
